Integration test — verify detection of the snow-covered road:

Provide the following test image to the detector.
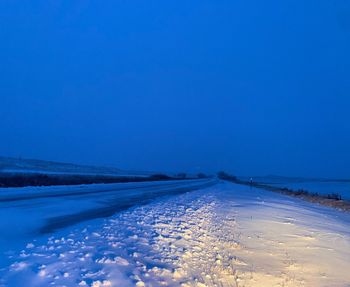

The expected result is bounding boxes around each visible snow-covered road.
[0,179,216,267]
[1,181,350,286]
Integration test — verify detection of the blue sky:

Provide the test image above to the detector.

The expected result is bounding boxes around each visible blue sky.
[1,0,350,177]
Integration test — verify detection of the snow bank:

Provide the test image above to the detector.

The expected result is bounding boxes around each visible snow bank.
[1,182,350,286]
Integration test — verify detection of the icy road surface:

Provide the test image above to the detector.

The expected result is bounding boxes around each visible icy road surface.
[0,179,216,267]
[1,181,350,286]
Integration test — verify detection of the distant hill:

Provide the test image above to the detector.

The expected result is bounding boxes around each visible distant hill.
[0,156,150,177]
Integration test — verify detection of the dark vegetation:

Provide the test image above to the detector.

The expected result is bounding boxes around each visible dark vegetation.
[0,172,202,188]
[217,171,342,201]
[217,171,348,211]
[197,173,208,179]
[280,187,342,201]
[217,171,237,181]
[176,173,187,179]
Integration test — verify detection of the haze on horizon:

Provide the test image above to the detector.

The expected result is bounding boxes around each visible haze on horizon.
[1,0,350,178]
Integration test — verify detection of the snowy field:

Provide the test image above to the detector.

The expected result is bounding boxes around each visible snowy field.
[1,181,350,286]
[245,176,350,201]
[268,181,350,201]
[0,156,152,177]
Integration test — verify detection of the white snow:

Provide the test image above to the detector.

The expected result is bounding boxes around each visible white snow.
[0,179,206,201]
[0,156,146,177]
[244,176,350,200]
[269,181,350,200]
[0,179,215,268]
[1,181,350,286]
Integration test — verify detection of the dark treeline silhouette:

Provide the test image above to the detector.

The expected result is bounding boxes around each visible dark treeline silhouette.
[197,173,208,179]
[176,173,187,179]
[0,172,204,188]
[217,171,238,182]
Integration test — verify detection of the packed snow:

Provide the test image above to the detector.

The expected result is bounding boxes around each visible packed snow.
[0,179,215,268]
[1,181,350,286]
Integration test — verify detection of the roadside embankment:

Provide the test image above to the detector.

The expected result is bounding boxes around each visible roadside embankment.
[221,176,350,212]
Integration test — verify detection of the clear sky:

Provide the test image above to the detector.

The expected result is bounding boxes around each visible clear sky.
[1,0,350,178]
